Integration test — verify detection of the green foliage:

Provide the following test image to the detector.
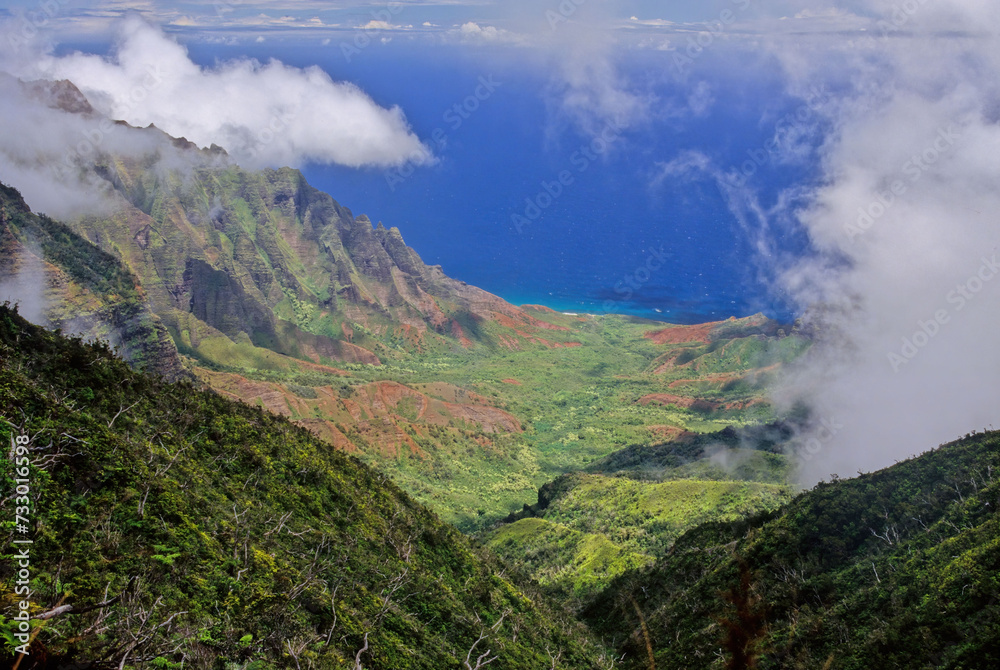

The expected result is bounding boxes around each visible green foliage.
[0,305,612,669]
[485,468,792,602]
[486,518,654,601]
[339,314,795,531]
[4,173,805,534]
[586,431,1000,669]
[0,183,182,377]
[0,184,138,303]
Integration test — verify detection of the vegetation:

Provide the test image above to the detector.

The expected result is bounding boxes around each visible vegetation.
[483,438,794,603]
[485,517,653,603]
[0,182,181,378]
[0,304,612,668]
[10,153,805,530]
[193,312,806,531]
[585,431,1000,669]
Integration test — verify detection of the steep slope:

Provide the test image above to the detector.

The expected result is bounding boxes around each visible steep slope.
[6,76,581,374]
[585,431,1000,669]
[0,182,182,379]
[70,153,582,368]
[0,305,612,669]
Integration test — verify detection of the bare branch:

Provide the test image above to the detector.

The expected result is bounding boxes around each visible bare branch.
[354,632,369,670]
[546,645,563,669]
[463,630,498,670]
[325,582,341,647]
[108,401,142,428]
[37,576,136,620]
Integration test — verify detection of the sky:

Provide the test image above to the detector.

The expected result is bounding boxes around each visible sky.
[0,1,877,42]
[2,0,1000,481]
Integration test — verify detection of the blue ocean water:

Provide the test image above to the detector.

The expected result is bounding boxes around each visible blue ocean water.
[186,41,817,324]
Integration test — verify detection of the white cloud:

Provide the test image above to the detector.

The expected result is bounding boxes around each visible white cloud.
[762,0,1000,482]
[450,21,521,44]
[0,73,178,220]
[553,49,648,134]
[533,1,651,138]
[627,17,675,28]
[361,19,412,31]
[686,80,714,116]
[11,16,432,170]
[651,150,713,184]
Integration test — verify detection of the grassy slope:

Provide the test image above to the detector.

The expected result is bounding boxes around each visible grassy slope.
[584,431,1000,669]
[533,474,792,556]
[484,464,793,601]
[0,305,611,669]
[485,517,653,601]
[482,421,800,601]
[214,311,808,531]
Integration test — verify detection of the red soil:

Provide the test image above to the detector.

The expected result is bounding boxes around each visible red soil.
[643,322,718,345]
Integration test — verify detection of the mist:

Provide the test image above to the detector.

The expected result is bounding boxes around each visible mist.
[764,0,1000,482]
[0,73,160,220]
[636,0,1000,481]
[0,244,47,327]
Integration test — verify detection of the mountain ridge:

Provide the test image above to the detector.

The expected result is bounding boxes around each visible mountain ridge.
[5,76,583,373]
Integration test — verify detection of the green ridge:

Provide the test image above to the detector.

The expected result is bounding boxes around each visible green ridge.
[585,432,1000,669]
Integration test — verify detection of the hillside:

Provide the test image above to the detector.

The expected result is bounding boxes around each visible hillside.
[484,426,796,602]
[584,430,1000,669]
[0,304,612,668]
[0,182,182,379]
[69,145,583,368]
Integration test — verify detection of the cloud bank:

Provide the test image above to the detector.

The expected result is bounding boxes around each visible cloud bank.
[646,1,1000,482]
[764,0,1000,482]
[11,16,431,170]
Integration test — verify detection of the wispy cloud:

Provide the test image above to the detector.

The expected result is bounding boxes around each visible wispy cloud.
[0,73,173,220]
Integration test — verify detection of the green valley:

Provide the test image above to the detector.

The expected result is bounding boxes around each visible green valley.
[2,78,997,670]
[0,304,613,668]
[0,89,809,531]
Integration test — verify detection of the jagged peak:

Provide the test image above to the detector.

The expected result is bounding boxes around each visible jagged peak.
[11,76,230,163]
[20,77,95,115]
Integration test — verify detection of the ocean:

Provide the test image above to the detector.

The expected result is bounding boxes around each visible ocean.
[186,40,818,325]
